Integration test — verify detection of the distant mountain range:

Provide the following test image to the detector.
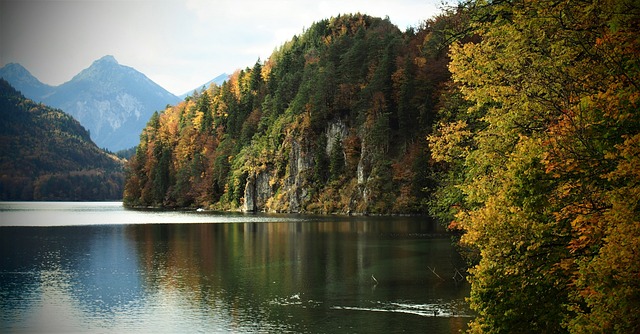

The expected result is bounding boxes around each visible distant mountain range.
[0,79,124,200]
[179,73,229,99]
[0,58,230,151]
[0,56,182,151]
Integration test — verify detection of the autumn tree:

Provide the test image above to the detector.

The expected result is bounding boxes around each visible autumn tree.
[430,0,640,332]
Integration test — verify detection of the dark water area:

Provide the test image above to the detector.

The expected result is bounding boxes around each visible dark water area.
[0,202,471,333]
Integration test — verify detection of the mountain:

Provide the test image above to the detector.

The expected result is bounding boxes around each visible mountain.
[0,63,53,99]
[0,56,181,151]
[179,73,230,99]
[123,14,451,214]
[42,56,181,151]
[0,79,125,200]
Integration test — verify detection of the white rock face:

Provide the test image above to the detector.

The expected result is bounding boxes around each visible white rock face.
[116,93,143,121]
[325,119,348,156]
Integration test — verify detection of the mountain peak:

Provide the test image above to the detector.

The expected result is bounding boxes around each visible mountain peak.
[2,55,179,151]
[47,55,180,151]
[179,73,230,98]
[2,62,28,73]
[0,62,52,99]
[72,55,127,82]
[95,55,118,65]
[1,62,37,82]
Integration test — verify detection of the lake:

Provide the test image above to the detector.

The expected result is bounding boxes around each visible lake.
[0,202,471,333]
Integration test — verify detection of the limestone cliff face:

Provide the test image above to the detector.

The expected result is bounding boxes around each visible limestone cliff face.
[282,138,315,212]
[242,119,364,214]
[242,137,315,213]
[242,171,272,212]
[325,119,348,156]
[356,138,372,208]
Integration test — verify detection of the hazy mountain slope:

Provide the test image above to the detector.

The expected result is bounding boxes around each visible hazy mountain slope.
[0,79,124,200]
[0,63,53,99]
[179,73,230,99]
[0,56,180,151]
[42,56,181,151]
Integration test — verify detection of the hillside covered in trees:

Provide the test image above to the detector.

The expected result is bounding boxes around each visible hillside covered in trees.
[0,79,124,200]
[124,13,464,214]
[427,0,639,333]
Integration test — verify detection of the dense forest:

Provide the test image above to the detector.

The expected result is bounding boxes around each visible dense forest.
[427,0,639,333]
[124,13,464,214]
[125,1,639,332]
[0,79,124,200]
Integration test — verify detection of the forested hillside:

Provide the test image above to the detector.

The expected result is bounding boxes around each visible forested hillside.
[428,0,639,332]
[124,13,465,214]
[0,79,124,200]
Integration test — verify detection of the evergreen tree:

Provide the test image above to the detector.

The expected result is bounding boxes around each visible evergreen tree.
[329,134,345,181]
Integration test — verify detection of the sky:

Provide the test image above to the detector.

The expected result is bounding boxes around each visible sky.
[1,0,445,96]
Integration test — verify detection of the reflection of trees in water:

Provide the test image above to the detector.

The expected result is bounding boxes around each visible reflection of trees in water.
[0,219,470,332]
[124,219,471,331]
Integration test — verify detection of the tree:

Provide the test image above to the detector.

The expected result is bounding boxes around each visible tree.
[430,0,640,332]
[197,91,213,133]
[329,134,345,181]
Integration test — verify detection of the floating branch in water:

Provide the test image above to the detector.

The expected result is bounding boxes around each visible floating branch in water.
[427,266,444,281]
[452,268,465,283]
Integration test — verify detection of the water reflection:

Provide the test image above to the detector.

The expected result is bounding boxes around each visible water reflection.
[1,212,471,333]
[0,226,144,332]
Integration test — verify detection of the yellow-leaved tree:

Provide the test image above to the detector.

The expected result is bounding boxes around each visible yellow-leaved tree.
[430,0,639,332]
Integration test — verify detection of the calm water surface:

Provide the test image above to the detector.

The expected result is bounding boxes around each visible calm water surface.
[0,202,471,333]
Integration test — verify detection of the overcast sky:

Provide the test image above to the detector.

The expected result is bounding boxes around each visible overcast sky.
[1,0,445,96]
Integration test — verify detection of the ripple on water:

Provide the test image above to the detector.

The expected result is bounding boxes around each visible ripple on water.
[268,293,472,318]
[332,300,473,318]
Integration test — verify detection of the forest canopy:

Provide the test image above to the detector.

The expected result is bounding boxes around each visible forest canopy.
[428,0,639,332]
